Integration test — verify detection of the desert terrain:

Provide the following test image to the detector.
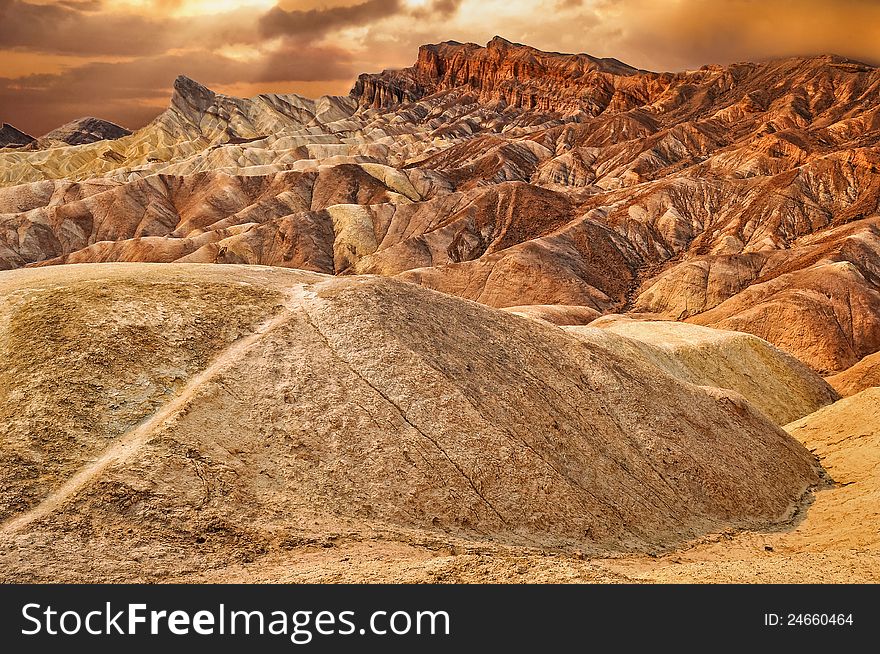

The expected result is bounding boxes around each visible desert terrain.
[0,38,878,582]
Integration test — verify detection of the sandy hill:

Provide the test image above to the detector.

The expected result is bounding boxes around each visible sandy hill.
[0,263,821,582]
[602,387,880,583]
[826,350,880,396]
[570,316,839,425]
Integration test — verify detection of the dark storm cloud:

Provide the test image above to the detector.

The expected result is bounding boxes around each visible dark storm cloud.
[258,0,402,39]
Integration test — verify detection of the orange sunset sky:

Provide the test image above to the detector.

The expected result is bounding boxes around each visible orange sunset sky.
[2,0,879,135]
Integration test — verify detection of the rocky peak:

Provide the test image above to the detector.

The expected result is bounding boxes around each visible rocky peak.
[171,75,217,126]
[0,123,35,148]
[487,35,516,50]
[41,116,131,146]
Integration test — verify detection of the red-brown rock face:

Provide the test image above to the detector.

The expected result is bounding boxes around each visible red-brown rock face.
[352,36,644,114]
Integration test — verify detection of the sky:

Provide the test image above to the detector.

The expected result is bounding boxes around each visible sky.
[2,0,879,135]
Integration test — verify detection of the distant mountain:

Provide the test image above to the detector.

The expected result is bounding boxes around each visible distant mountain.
[352,35,643,110]
[38,116,131,147]
[0,123,35,148]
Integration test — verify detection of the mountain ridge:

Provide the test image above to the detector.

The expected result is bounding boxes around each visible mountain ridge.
[0,123,35,148]
[0,37,879,377]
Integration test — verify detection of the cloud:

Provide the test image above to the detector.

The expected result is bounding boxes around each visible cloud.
[0,0,258,56]
[409,0,464,19]
[0,0,457,58]
[0,0,169,56]
[592,0,880,70]
[56,0,103,10]
[431,0,462,16]
[259,0,466,39]
[258,0,402,39]
[256,42,357,82]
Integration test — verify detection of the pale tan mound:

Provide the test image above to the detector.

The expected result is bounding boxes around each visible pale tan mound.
[0,267,284,523]
[564,317,838,425]
[603,388,880,583]
[0,263,818,582]
[826,351,880,396]
[502,304,600,326]
[782,388,880,552]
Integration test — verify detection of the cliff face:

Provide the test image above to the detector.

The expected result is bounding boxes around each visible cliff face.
[352,36,645,113]
[352,37,880,131]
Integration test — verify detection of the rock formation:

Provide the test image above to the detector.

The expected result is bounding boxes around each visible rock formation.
[352,36,642,113]
[0,38,878,375]
[1,38,879,582]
